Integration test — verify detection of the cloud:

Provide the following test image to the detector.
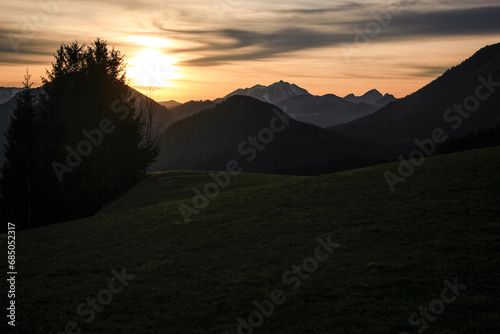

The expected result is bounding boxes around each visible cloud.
[273,3,364,15]
[157,27,351,66]
[388,6,500,36]
[156,5,500,66]
[0,26,62,64]
[1,0,499,70]
[411,65,449,77]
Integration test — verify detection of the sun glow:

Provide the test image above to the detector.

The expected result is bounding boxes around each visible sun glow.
[127,48,182,88]
[127,36,172,48]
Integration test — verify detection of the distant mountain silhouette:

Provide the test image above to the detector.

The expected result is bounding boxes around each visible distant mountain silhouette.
[153,95,384,175]
[332,43,500,156]
[0,87,22,104]
[132,89,178,128]
[373,93,397,109]
[214,80,311,105]
[159,100,182,109]
[170,100,216,120]
[344,89,395,106]
[276,92,393,128]
[212,83,395,128]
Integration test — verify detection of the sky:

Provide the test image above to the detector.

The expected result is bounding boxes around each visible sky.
[1,0,500,102]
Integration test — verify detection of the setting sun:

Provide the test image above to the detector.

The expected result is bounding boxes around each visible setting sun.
[127,48,182,88]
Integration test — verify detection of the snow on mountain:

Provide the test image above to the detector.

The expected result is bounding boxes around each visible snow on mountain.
[217,80,311,105]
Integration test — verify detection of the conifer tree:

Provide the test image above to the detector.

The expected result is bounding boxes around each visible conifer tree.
[36,39,159,222]
[0,69,39,230]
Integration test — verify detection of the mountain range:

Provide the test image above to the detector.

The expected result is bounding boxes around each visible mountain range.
[153,43,500,175]
[1,43,499,176]
[166,82,396,127]
[331,43,500,157]
[275,90,395,127]
[153,95,384,175]
[0,81,392,170]
[344,89,395,105]
[213,80,310,105]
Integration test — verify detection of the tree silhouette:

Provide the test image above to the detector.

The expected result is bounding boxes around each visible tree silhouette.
[137,87,164,175]
[2,39,161,229]
[0,69,39,231]
[36,38,160,223]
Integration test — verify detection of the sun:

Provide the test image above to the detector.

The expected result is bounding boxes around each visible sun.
[127,48,182,88]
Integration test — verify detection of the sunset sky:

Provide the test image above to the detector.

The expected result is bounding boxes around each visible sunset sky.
[1,0,500,102]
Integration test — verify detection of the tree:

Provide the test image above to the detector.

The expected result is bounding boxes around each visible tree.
[1,39,160,228]
[0,69,39,230]
[136,87,164,175]
[36,38,160,223]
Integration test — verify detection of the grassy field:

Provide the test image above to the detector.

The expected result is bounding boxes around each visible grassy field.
[2,146,500,333]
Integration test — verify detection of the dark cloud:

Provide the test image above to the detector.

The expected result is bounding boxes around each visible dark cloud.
[0,27,62,65]
[157,6,500,66]
[412,65,449,77]
[1,2,499,69]
[276,0,422,15]
[388,6,500,36]
[275,3,364,15]
[158,27,351,66]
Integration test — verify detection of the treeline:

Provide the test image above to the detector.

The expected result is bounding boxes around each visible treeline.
[0,39,160,231]
[436,126,500,155]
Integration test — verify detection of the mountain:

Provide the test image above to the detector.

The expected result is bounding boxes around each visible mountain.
[331,43,500,156]
[344,89,383,104]
[276,94,380,128]
[153,95,385,175]
[213,84,396,128]
[214,80,311,105]
[0,87,22,104]
[373,93,397,109]
[169,100,216,120]
[130,89,178,129]
[159,100,182,109]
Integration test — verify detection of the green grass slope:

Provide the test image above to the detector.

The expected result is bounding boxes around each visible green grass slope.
[3,147,500,333]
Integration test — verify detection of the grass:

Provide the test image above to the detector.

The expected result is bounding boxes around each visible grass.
[2,146,499,333]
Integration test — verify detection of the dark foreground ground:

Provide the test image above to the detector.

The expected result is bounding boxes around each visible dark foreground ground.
[2,146,499,333]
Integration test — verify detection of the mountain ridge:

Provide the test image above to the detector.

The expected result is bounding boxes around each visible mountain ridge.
[154,95,385,175]
[331,42,500,156]
[214,80,311,105]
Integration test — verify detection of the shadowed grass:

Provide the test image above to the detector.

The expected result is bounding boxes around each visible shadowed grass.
[2,146,499,333]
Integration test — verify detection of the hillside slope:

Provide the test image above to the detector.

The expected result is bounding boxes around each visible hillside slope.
[169,100,216,120]
[154,95,383,175]
[332,43,500,156]
[276,93,380,127]
[5,146,500,333]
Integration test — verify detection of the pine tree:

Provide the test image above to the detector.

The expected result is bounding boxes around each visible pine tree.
[35,39,160,223]
[0,69,39,231]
